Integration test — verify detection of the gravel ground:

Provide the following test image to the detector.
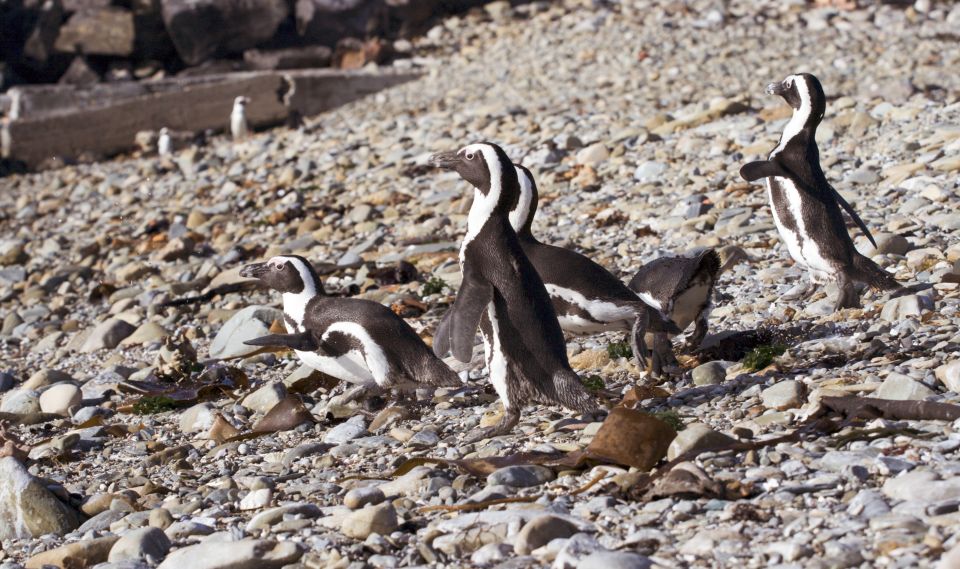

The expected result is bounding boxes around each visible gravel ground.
[1,0,960,568]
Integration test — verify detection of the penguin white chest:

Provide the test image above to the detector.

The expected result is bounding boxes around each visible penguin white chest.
[545,285,634,333]
[767,177,833,281]
[294,349,374,386]
[671,283,710,331]
[484,303,511,408]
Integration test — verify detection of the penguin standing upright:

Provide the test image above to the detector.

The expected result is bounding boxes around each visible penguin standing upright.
[628,248,721,376]
[508,165,680,371]
[739,73,901,310]
[157,127,172,157]
[430,142,600,441]
[231,96,250,140]
[239,255,462,395]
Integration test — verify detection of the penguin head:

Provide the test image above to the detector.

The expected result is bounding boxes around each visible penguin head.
[240,255,321,295]
[430,142,519,213]
[766,73,825,125]
[234,96,250,109]
[159,127,169,136]
[509,164,539,236]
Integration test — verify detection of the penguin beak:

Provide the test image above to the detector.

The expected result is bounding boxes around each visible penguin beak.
[766,81,788,96]
[429,151,462,170]
[240,262,268,279]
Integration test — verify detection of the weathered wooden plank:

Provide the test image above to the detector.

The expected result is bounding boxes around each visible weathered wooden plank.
[1,69,422,168]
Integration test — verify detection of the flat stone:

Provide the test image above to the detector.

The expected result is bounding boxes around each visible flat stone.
[761,380,806,410]
[667,423,736,460]
[487,465,555,488]
[108,526,171,562]
[80,318,137,353]
[239,488,272,511]
[179,403,216,434]
[119,322,169,346]
[208,306,283,360]
[323,415,368,445]
[0,457,81,539]
[25,536,119,569]
[23,368,73,390]
[245,503,321,532]
[883,470,960,503]
[875,373,936,401]
[156,540,302,569]
[0,389,41,415]
[576,142,609,165]
[577,550,653,569]
[241,382,287,414]
[341,503,399,540]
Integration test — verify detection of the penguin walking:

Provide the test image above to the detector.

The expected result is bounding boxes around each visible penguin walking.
[239,255,462,396]
[430,142,600,441]
[739,73,900,310]
[231,96,250,140]
[628,248,722,376]
[508,165,680,370]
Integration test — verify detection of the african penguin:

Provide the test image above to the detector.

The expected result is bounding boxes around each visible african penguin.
[430,142,600,441]
[231,96,250,140]
[739,73,901,310]
[239,255,462,394]
[509,164,680,371]
[157,127,172,157]
[628,248,721,377]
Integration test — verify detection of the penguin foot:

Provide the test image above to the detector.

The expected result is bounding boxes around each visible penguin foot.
[650,333,680,379]
[462,410,520,444]
[833,278,861,311]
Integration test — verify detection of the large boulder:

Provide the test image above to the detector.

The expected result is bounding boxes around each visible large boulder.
[160,0,289,65]
[295,0,383,46]
[0,457,81,539]
[54,7,136,56]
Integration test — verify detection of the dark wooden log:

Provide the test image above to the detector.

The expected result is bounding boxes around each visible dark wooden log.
[160,0,289,65]
[243,46,333,71]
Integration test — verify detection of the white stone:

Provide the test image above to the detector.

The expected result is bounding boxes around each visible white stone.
[241,382,287,414]
[38,383,82,416]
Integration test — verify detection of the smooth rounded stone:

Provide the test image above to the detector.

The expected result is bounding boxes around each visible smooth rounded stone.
[940,542,960,569]
[553,533,603,568]
[341,503,399,540]
[119,322,170,346]
[344,486,386,510]
[239,488,272,510]
[846,489,891,518]
[23,368,73,390]
[883,470,960,503]
[514,514,580,555]
[857,232,912,257]
[875,373,936,401]
[148,508,174,530]
[80,509,128,532]
[935,360,960,393]
[323,415,368,445]
[80,318,137,353]
[470,543,513,565]
[881,294,934,322]
[179,403,216,434]
[577,551,652,569]
[24,536,119,569]
[667,424,736,461]
[576,142,609,165]
[73,405,114,424]
[281,442,333,467]
[245,503,321,532]
[241,382,287,414]
[487,465,555,488]
[760,380,806,410]
[0,457,81,539]
[108,527,171,563]
[164,520,215,540]
[156,540,302,569]
[38,383,82,416]
[208,306,283,360]
[691,361,725,386]
[633,161,667,182]
[0,389,41,415]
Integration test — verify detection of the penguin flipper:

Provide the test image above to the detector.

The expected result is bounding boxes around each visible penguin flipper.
[739,160,787,182]
[828,184,877,249]
[244,332,319,352]
[435,276,493,363]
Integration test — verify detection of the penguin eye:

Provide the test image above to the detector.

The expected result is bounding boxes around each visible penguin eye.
[272,262,285,271]
[785,78,794,88]
[465,152,475,161]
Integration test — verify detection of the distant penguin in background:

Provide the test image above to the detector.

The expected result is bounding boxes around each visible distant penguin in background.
[430,142,600,441]
[739,73,901,310]
[157,127,172,157]
[231,96,250,140]
[508,164,680,371]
